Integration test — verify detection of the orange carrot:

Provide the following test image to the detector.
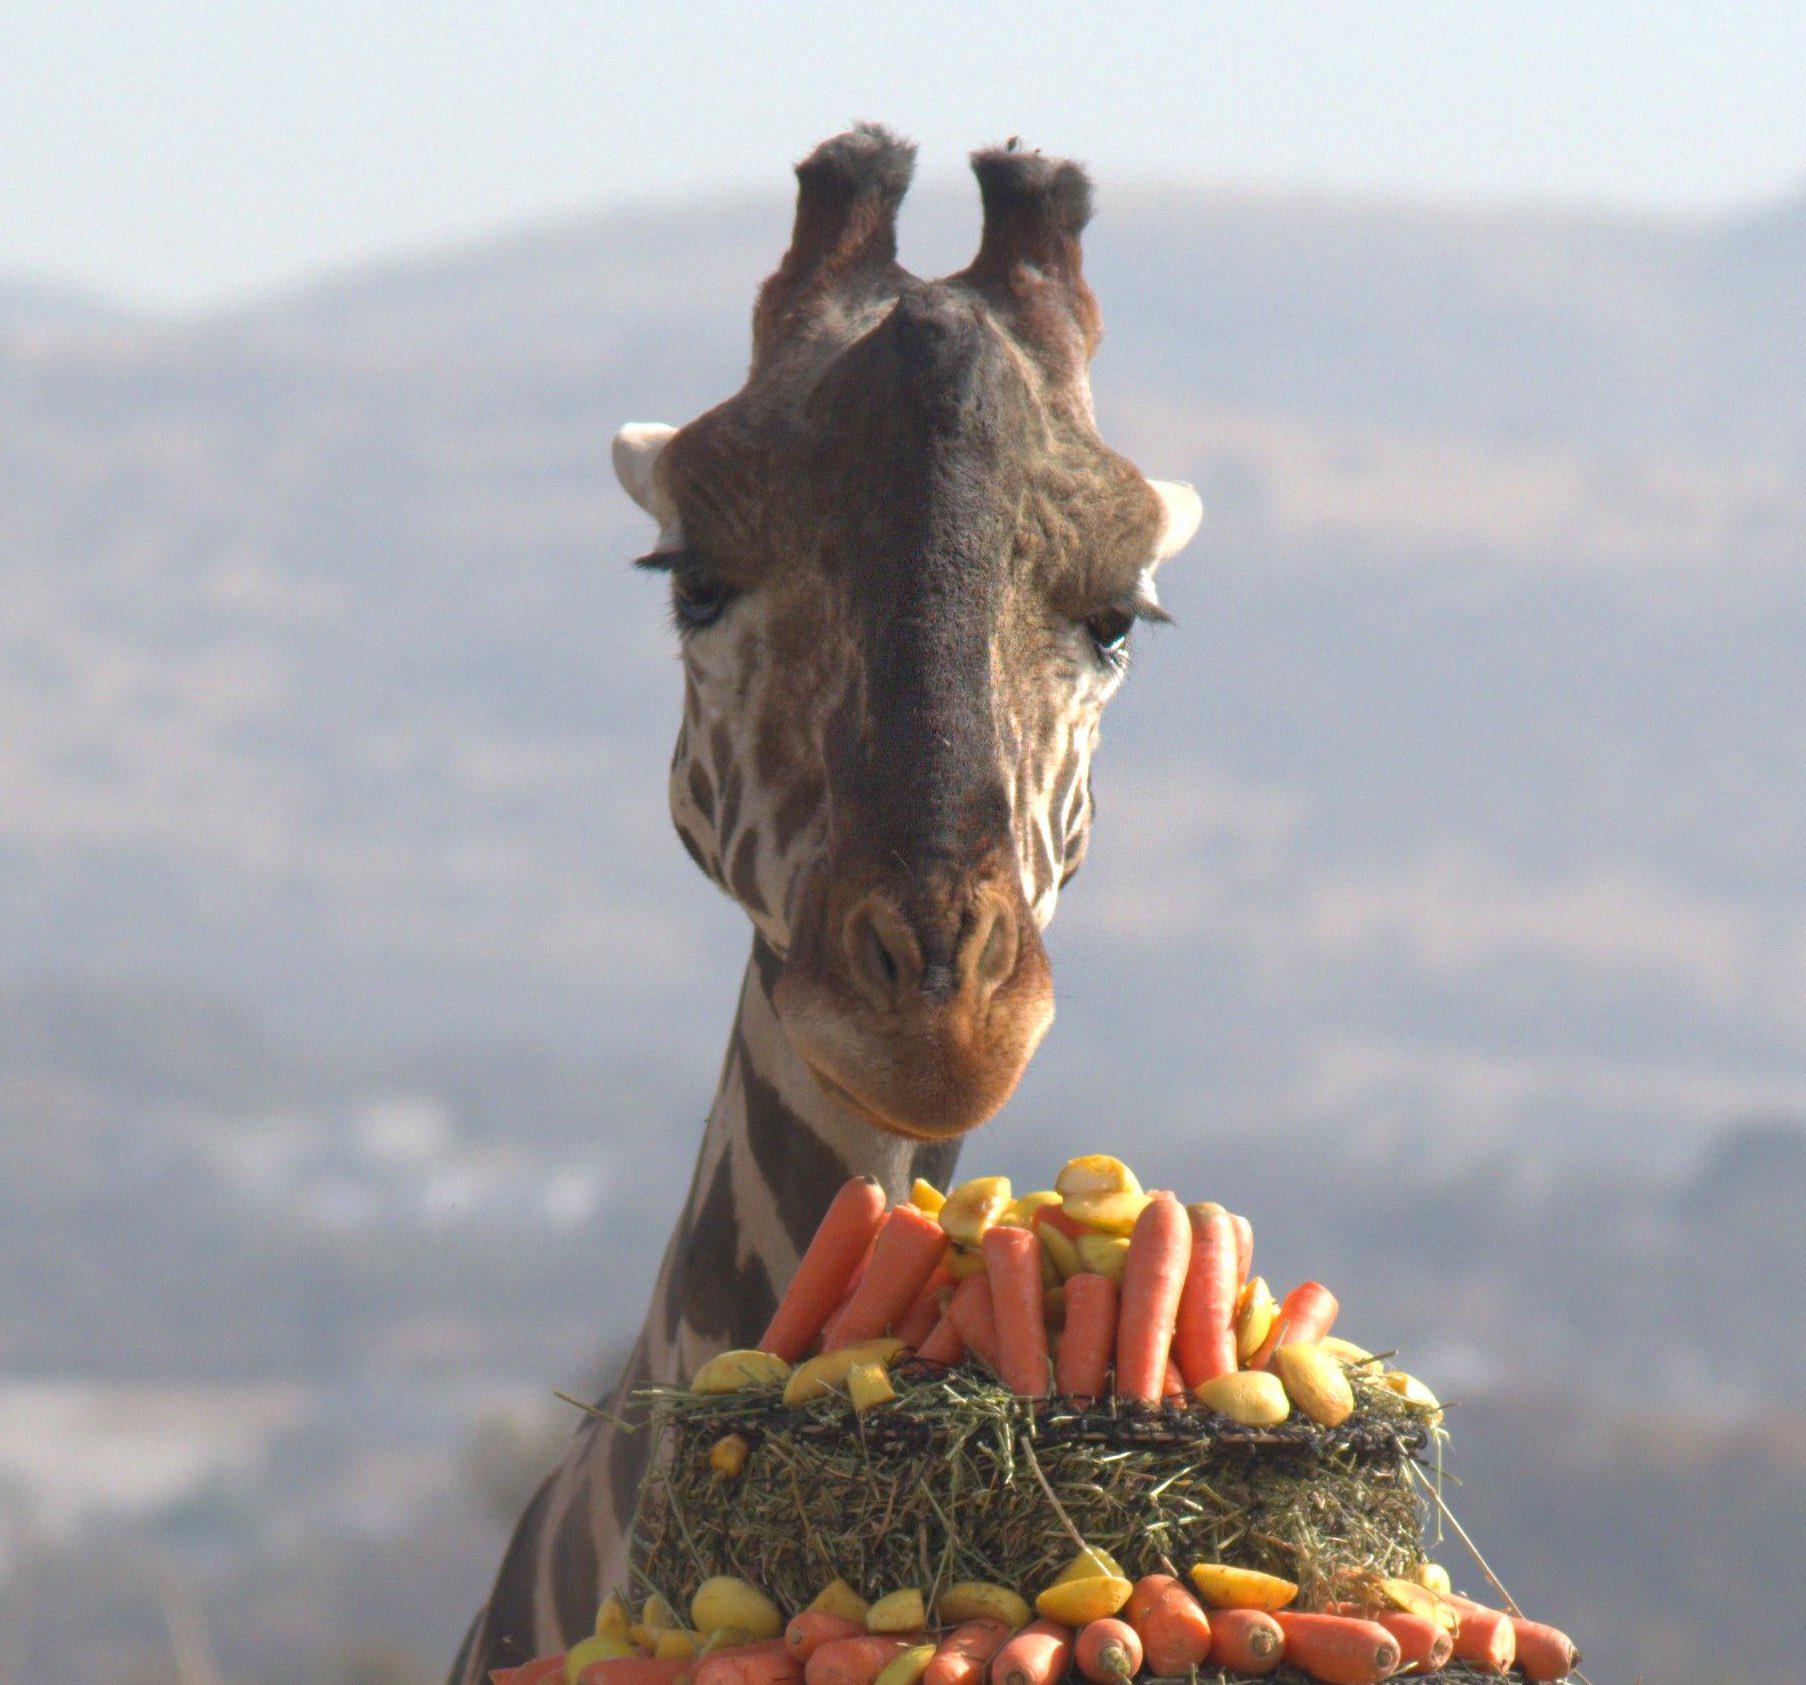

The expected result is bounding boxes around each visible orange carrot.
[1055,1273,1117,1400]
[1229,1212,1253,1286]
[947,1272,1001,1372]
[989,1619,1071,1685]
[1162,1357,1185,1399]
[692,1644,793,1685]
[1447,1603,1516,1674]
[1124,1574,1179,1631]
[1253,1281,1339,1368]
[761,1177,888,1360]
[1174,1205,1240,1387]
[914,1307,966,1365]
[1132,1581,1212,1675]
[580,1660,692,1685]
[823,1205,950,1350]
[922,1621,1012,1685]
[786,1614,868,1662]
[1324,1608,1450,1675]
[894,1264,954,1347]
[695,1651,802,1685]
[1207,1609,1282,1675]
[1273,1613,1399,1685]
[983,1224,1050,1396]
[1073,1618,1141,1685]
[1510,1617,1579,1682]
[1033,1204,1088,1243]
[493,1657,567,1685]
[805,1637,912,1685]
[1114,1194,1191,1401]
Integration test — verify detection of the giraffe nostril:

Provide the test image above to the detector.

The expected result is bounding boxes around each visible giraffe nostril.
[842,896,919,1011]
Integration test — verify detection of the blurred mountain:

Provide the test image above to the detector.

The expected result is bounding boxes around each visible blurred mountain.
[6,180,1806,1178]
[5,171,1806,1684]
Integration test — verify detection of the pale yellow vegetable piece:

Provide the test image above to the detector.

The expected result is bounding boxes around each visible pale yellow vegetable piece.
[1274,1342,1356,1427]
[909,1177,947,1216]
[1075,1232,1131,1282]
[1378,1578,1445,1624]
[691,1349,792,1395]
[691,1576,783,1641]
[865,1588,927,1633]
[1055,1155,1150,1234]
[943,1243,986,1280]
[566,1635,633,1682]
[1193,1369,1291,1426]
[1187,1563,1299,1611]
[938,1175,1013,1246]
[1234,1276,1277,1364]
[937,1581,1033,1628]
[708,1432,750,1477]
[1319,1336,1375,1365]
[1035,1574,1134,1625]
[1036,1223,1083,1281]
[1413,1562,1452,1597]
[628,1627,662,1654]
[874,1644,937,1685]
[848,1359,898,1413]
[1002,1190,1062,1227]
[807,1578,870,1623]
[783,1337,906,1405]
[699,1627,756,1656]
[1384,1371,1444,1422]
[640,1595,679,1632]
[1055,1545,1127,1583]
[655,1630,698,1663]
[596,1592,632,1642]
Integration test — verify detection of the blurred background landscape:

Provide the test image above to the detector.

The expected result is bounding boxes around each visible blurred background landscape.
[4,8,1804,1685]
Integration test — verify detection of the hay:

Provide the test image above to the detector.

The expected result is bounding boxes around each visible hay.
[631,1361,1434,1616]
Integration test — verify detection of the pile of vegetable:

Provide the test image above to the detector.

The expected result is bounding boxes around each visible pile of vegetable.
[733,1158,1443,1424]
[494,1559,1579,1685]
[537,1158,1581,1685]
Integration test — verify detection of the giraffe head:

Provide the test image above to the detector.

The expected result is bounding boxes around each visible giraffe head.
[614,126,1201,1142]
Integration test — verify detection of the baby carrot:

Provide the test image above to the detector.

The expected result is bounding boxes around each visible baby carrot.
[1206,1609,1283,1675]
[761,1177,888,1360]
[1132,1581,1212,1675]
[947,1272,1002,1373]
[921,1621,1012,1685]
[1055,1273,1117,1400]
[989,1620,1071,1685]
[806,1637,913,1685]
[787,1614,868,1662]
[1253,1281,1339,1368]
[824,1206,950,1350]
[1114,1194,1191,1401]
[1173,1206,1239,1387]
[1272,1613,1400,1685]
[983,1224,1050,1396]
[893,1265,954,1348]
[913,1307,966,1365]
[1448,1604,1516,1674]
[1073,1619,1141,1685]
[1510,1617,1580,1682]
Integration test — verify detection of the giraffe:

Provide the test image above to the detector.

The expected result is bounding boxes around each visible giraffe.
[452,125,1202,1680]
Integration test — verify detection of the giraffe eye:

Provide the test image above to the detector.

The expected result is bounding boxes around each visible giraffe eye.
[1084,608,1134,663]
[670,568,737,631]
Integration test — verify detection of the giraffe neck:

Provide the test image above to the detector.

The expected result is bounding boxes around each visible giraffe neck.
[634,935,963,1386]
[446,938,966,1680]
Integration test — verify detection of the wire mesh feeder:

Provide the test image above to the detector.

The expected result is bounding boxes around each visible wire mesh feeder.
[630,1361,1435,1617]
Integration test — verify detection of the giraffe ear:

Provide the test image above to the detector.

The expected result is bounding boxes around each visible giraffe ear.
[1148,479,1203,564]
[613,422,684,551]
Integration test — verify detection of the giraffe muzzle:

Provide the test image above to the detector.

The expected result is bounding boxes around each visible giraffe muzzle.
[771,875,1055,1140]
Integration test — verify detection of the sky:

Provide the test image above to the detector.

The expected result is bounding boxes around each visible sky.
[5,1,1805,312]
